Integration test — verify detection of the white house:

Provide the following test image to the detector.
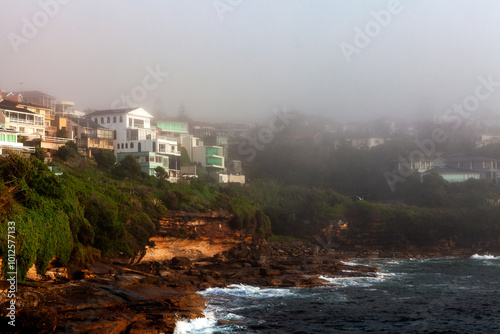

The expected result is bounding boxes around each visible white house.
[181,135,225,174]
[85,108,180,178]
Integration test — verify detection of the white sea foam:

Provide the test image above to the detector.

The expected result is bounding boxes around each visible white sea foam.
[341,261,359,266]
[319,273,394,287]
[173,311,217,334]
[470,254,500,260]
[200,284,295,298]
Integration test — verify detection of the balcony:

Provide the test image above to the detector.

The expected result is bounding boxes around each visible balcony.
[41,136,75,143]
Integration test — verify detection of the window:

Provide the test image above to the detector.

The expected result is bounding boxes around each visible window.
[95,118,98,123]
[117,143,120,149]
[129,118,132,127]
[150,156,155,162]
[156,156,162,163]
[171,145,176,152]
[125,143,128,149]
[0,134,5,141]
[113,116,116,123]
[158,143,166,152]
[120,116,123,122]
[121,143,124,149]
[107,117,110,123]
[206,147,219,155]
[101,117,104,124]
[206,156,222,166]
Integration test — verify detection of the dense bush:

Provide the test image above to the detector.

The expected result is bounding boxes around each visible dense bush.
[92,148,116,170]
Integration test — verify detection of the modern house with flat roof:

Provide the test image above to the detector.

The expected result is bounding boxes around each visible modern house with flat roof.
[181,135,225,174]
[0,127,34,155]
[85,107,180,178]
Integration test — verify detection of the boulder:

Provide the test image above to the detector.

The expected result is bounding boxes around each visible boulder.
[171,256,193,269]
[259,268,281,277]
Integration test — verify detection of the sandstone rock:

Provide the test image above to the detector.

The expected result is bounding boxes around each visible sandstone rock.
[213,253,227,263]
[159,270,171,277]
[171,256,193,269]
[45,267,68,280]
[260,268,281,277]
[189,269,201,276]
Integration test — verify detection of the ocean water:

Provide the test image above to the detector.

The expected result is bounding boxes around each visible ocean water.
[174,255,500,333]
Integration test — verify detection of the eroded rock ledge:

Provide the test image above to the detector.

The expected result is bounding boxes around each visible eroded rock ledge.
[1,212,379,333]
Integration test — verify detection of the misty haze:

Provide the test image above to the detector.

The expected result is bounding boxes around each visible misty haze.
[1,1,500,333]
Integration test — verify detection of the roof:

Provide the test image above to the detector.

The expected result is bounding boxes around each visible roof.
[11,91,56,99]
[85,108,136,117]
[0,101,37,114]
[423,166,481,175]
[67,116,109,130]
[0,127,19,134]
[446,156,499,162]
[0,99,50,110]
[86,107,154,119]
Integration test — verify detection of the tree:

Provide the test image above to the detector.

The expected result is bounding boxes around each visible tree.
[54,142,78,161]
[113,155,142,178]
[33,146,47,162]
[154,166,168,180]
[176,104,192,123]
[92,149,116,170]
[418,173,450,207]
[180,147,191,166]
[56,128,68,138]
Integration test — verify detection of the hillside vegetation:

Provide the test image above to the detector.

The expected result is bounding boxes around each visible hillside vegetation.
[0,150,270,280]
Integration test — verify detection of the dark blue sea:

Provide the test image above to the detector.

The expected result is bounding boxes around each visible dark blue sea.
[174,255,500,333]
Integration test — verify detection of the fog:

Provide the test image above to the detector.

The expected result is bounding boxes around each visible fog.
[2,0,500,123]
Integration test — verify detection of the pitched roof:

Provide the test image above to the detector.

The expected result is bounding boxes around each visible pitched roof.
[11,91,56,99]
[0,101,37,114]
[0,99,49,110]
[85,108,136,117]
[67,116,109,130]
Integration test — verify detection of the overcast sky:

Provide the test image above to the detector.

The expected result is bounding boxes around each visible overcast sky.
[2,0,500,123]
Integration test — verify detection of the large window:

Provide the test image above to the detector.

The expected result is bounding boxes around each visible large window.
[157,122,186,131]
[206,157,222,166]
[97,129,113,139]
[206,147,220,155]
[158,143,166,152]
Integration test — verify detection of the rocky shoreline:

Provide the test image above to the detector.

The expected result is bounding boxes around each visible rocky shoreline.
[1,241,376,333]
[2,239,491,333]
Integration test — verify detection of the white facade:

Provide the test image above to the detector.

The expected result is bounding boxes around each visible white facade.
[85,107,180,175]
[219,174,245,184]
[0,128,34,154]
[181,135,202,160]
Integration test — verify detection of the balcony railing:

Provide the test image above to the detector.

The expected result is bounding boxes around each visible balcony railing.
[158,135,178,142]
[41,136,75,143]
[5,117,44,126]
